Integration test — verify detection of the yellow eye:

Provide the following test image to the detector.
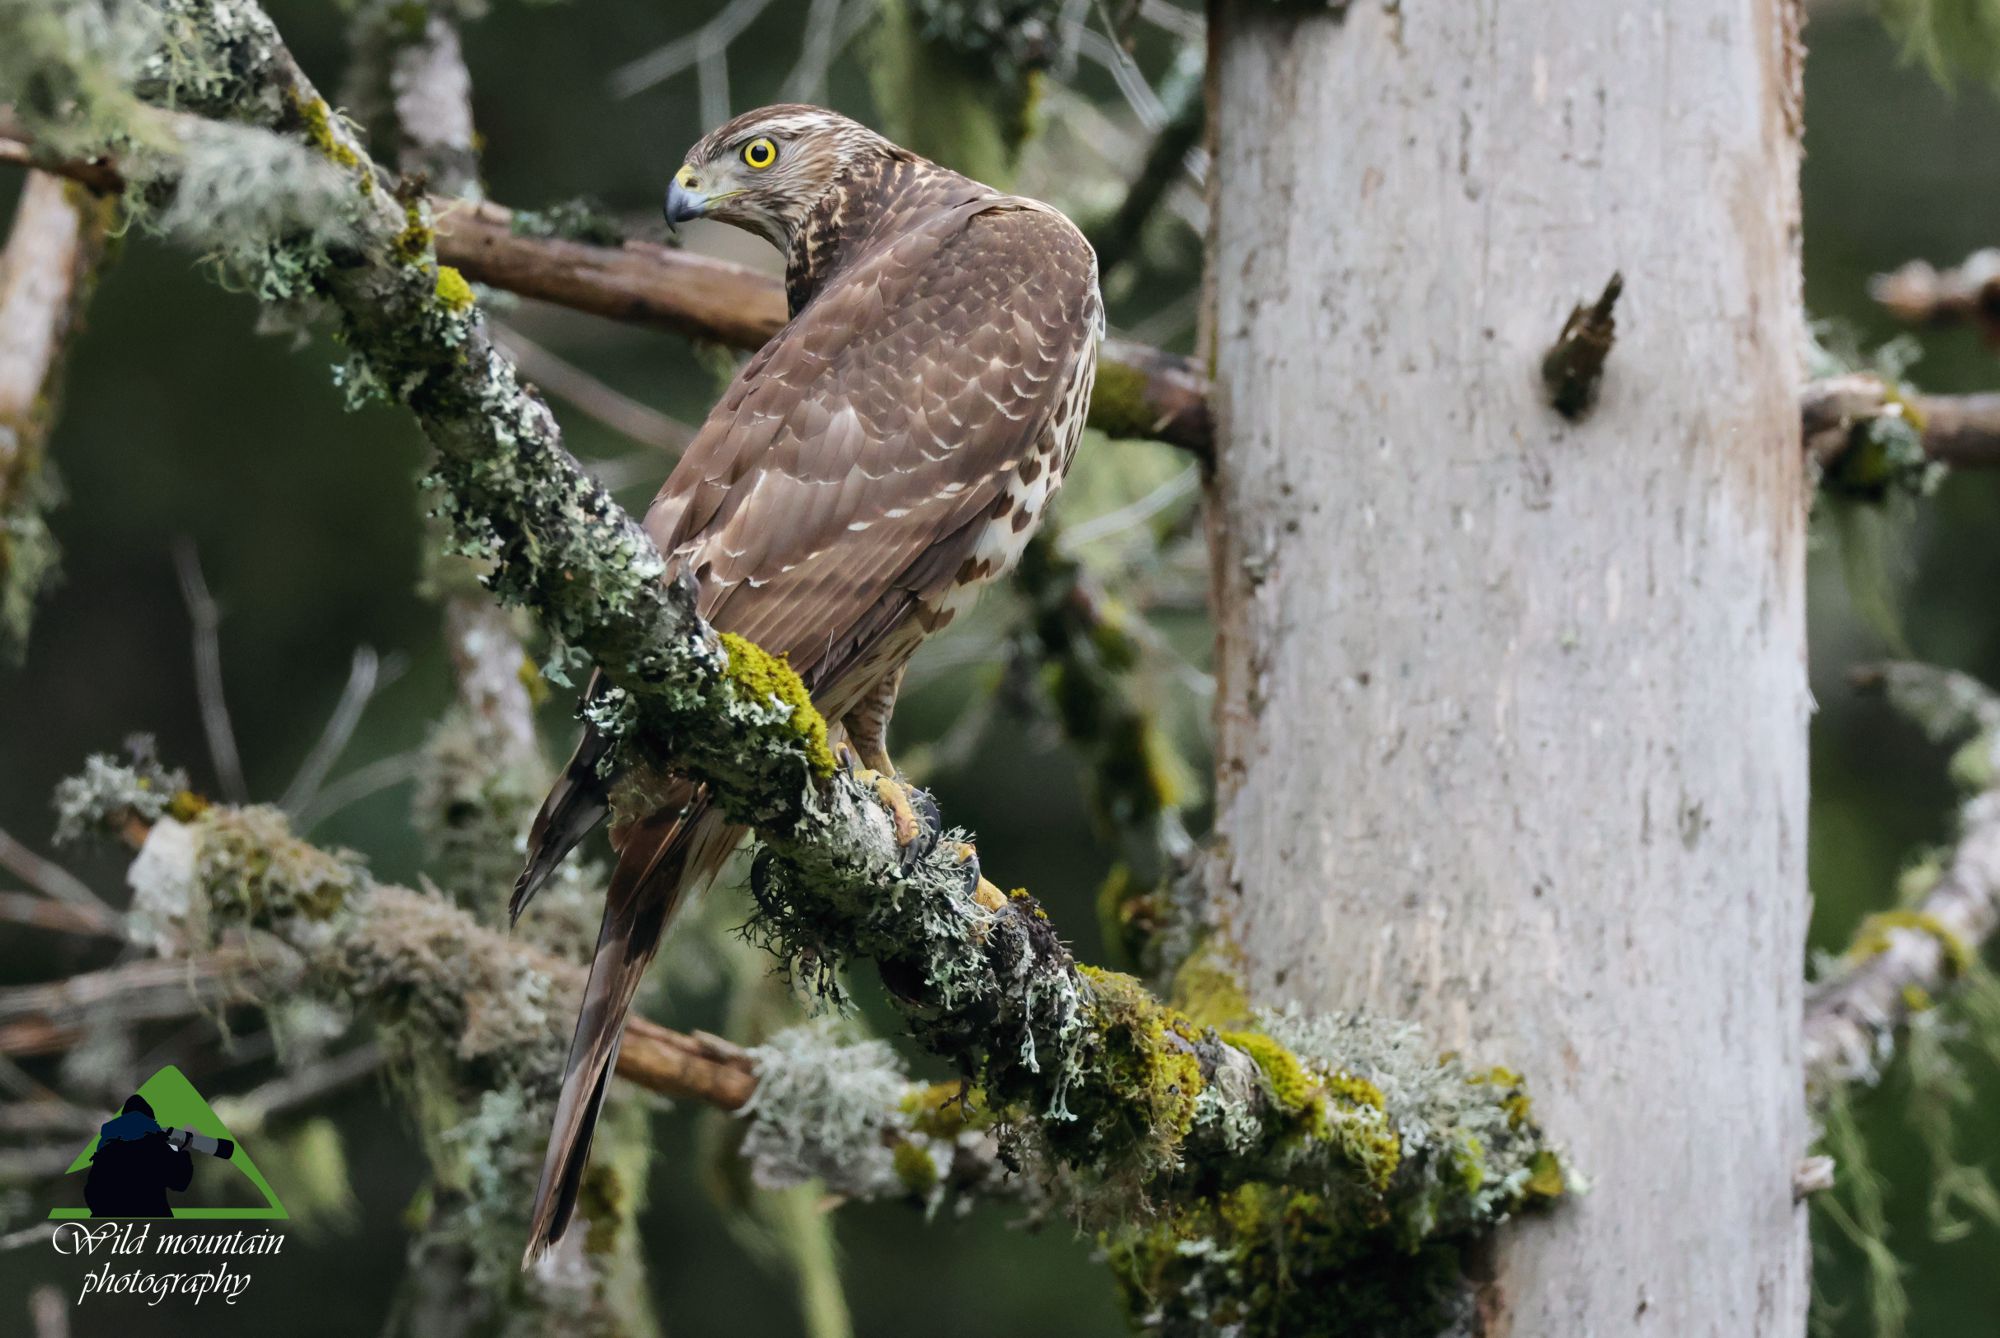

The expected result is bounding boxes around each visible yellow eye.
[742,137,777,170]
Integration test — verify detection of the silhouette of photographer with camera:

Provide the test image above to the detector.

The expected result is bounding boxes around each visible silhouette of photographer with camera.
[84,1094,197,1218]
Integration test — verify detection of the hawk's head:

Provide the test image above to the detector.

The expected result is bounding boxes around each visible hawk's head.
[665,104,898,250]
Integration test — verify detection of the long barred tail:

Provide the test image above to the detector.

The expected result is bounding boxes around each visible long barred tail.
[520,786,740,1264]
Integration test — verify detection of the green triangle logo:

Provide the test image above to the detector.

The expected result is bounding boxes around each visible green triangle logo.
[50,1065,287,1220]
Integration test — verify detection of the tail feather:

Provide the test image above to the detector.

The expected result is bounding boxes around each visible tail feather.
[521,787,740,1263]
[511,681,615,925]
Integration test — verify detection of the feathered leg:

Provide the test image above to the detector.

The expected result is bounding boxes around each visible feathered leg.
[838,662,932,854]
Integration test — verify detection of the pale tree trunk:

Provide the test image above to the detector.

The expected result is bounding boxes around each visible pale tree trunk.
[1205,3,1811,1333]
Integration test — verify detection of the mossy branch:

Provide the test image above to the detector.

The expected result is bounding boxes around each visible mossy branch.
[1805,663,2000,1096]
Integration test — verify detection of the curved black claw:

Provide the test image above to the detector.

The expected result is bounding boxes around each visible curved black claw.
[902,786,943,873]
[953,841,983,897]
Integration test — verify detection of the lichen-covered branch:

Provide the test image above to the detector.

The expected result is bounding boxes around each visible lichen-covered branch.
[0,169,115,659]
[46,747,990,1198]
[355,13,661,1328]
[1803,372,2000,482]
[1805,663,2000,1095]
[3,1,1563,1322]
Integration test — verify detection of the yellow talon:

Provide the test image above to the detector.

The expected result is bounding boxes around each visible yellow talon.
[950,842,1007,909]
[871,772,924,849]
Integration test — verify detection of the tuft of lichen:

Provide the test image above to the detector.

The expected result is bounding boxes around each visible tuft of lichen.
[51,739,195,845]
[739,1021,910,1198]
[195,805,361,923]
[719,633,836,779]
[433,264,475,312]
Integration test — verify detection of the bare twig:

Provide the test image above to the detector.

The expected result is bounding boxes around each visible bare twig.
[282,646,405,815]
[1058,465,1199,554]
[492,324,693,455]
[171,540,250,803]
[219,1041,385,1126]
[0,827,117,925]
[29,1284,68,1338]
[0,1098,97,1137]
[293,750,424,830]
[1542,272,1624,421]
[0,949,280,1035]
[1068,21,1167,129]
[609,0,778,100]
[1087,68,1204,278]
[1906,392,2000,468]
[0,1224,56,1253]
[432,195,788,347]
[782,0,871,103]
[0,890,118,937]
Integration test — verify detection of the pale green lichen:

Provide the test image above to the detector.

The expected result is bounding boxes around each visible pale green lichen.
[507,197,626,247]
[409,704,547,914]
[739,1020,910,1198]
[51,741,196,844]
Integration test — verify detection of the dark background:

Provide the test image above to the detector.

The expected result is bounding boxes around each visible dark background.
[3,2,1999,1333]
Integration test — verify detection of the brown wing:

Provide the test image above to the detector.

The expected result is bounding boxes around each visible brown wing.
[643,196,1099,701]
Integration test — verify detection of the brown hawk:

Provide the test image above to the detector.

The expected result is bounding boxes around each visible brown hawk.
[512,104,1102,1260]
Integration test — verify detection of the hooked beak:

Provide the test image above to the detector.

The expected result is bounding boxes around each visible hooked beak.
[664,164,707,234]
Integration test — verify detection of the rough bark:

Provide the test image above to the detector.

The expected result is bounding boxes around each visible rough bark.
[1206,3,1811,1334]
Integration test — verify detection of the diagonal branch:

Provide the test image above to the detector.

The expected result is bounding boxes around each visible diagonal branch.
[1805,664,2000,1096]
